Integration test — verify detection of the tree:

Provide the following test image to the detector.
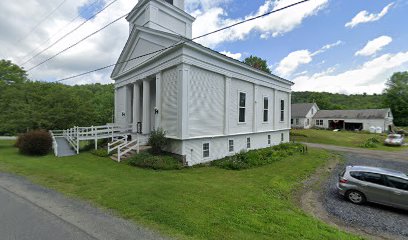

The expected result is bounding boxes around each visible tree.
[383,71,408,126]
[243,55,271,74]
[0,60,28,84]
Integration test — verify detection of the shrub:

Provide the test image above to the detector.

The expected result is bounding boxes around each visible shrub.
[290,132,308,138]
[211,143,306,170]
[148,128,169,154]
[360,137,380,148]
[128,151,183,170]
[90,149,110,157]
[17,130,52,156]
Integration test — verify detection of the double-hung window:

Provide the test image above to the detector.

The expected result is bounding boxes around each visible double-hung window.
[203,143,210,158]
[239,92,246,123]
[280,100,285,122]
[263,97,269,122]
[228,140,234,152]
[268,135,271,145]
[247,137,251,149]
[316,120,323,126]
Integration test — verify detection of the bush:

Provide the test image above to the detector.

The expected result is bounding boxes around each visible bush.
[148,128,168,154]
[90,149,110,157]
[360,137,380,148]
[128,151,183,170]
[16,130,52,156]
[211,143,306,170]
[290,132,308,138]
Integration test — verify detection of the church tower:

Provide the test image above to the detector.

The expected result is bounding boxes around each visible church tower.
[126,0,195,39]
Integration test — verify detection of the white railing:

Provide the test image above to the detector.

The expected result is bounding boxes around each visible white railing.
[49,130,64,156]
[108,135,128,153]
[116,135,139,162]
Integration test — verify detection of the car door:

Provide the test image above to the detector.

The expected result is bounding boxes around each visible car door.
[359,172,390,204]
[385,175,408,210]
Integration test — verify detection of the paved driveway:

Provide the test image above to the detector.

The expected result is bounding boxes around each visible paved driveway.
[0,173,168,240]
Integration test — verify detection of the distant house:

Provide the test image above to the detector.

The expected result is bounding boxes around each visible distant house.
[291,103,319,129]
[111,0,293,165]
[312,109,394,133]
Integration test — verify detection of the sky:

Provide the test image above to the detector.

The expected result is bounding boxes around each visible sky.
[0,0,407,94]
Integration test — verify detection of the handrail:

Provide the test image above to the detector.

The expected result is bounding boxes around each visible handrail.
[108,136,127,153]
[49,130,58,157]
[117,135,139,162]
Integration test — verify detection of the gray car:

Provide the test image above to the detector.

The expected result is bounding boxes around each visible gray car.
[337,166,408,210]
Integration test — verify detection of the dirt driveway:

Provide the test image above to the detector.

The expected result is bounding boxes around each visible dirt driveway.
[300,143,408,240]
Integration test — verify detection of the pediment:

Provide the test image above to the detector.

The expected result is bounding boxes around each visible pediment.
[111,27,180,79]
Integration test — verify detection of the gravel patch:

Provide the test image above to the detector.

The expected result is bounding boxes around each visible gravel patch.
[323,153,408,239]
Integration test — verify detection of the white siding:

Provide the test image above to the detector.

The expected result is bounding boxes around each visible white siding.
[188,66,225,137]
[161,67,179,137]
[256,86,275,132]
[229,79,254,134]
[115,86,127,127]
[182,130,290,166]
[275,91,290,130]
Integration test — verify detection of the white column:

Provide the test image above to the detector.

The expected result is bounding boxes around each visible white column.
[132,83,141,133]
[224,76,231,135]
[253,84,258,132]
[142,79,151,134]
[155,72,162,130]
[178,64,190,139]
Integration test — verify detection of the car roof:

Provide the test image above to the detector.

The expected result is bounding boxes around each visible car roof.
[347,165,408,179]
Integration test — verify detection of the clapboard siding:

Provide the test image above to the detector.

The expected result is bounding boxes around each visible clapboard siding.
[257,86,275,132]
[161,67,179,137]
[188,66,225,137]
[229,78,253,134]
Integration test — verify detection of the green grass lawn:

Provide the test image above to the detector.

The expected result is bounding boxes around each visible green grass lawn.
[291,129,408,151]
[0,141,360,240]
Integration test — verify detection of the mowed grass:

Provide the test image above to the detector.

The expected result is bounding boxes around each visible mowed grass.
[0,141,360,240]
[291,129,408,151]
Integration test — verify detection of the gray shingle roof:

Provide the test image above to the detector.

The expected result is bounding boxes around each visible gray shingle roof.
[291,103,317,118]
[313,109,391,119]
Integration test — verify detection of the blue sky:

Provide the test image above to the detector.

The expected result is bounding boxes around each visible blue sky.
[2,0,407,93]
[187,0,408,94]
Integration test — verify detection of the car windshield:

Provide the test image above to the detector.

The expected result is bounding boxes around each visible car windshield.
[388,135,402,139]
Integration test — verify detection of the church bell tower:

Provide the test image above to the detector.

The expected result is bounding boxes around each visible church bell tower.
[126,0,195,39]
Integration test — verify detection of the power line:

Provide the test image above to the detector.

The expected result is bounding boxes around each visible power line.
[47,0,310,82]
[19,0,103,64]
[17,0,69,44]
[21,0,120,66]
[27,13,128,72]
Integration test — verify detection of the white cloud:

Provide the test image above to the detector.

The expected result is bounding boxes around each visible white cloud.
[275,50,313,77]
[219,51,242,60]
[191,0,328,47]
[0,0,138,84]
[292,51,408,94]
[275,40,342,77]
[345,3,394,28]
[355,35,392,56]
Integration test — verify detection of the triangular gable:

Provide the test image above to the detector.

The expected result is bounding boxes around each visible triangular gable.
[111,26,181,79]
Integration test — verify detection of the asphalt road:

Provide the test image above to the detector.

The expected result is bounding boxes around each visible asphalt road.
[0,173,168,240]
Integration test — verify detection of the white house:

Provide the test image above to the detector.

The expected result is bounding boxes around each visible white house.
[312,109,394,133]
[111,0,293,165]
[291,103,319,129]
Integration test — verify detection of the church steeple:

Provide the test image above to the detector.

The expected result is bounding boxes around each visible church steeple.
[126,0,195,39]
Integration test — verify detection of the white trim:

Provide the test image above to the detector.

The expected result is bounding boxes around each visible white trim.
[228,139,234,153]
[202,141,210,159]
[165,128,291,140]
[238,90,247,124]
[246,137,251,149]
[280,99,285,123]
[262,95,269,123]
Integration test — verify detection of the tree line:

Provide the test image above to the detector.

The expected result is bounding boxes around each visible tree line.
[1,59,408,135]
[0,60,114,135]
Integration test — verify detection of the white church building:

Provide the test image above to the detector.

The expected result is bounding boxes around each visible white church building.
[111,0,293,165]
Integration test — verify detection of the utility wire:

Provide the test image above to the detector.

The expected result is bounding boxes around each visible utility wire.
[21,0,120,66]
[17,0,69,44]
[46,0,310,82]
[27,13,128,72]
[19,0,103,64]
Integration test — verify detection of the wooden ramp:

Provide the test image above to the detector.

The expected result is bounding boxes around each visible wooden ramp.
[54,137,76,157]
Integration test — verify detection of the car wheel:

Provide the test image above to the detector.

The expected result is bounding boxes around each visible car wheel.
[346,190,366,204]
